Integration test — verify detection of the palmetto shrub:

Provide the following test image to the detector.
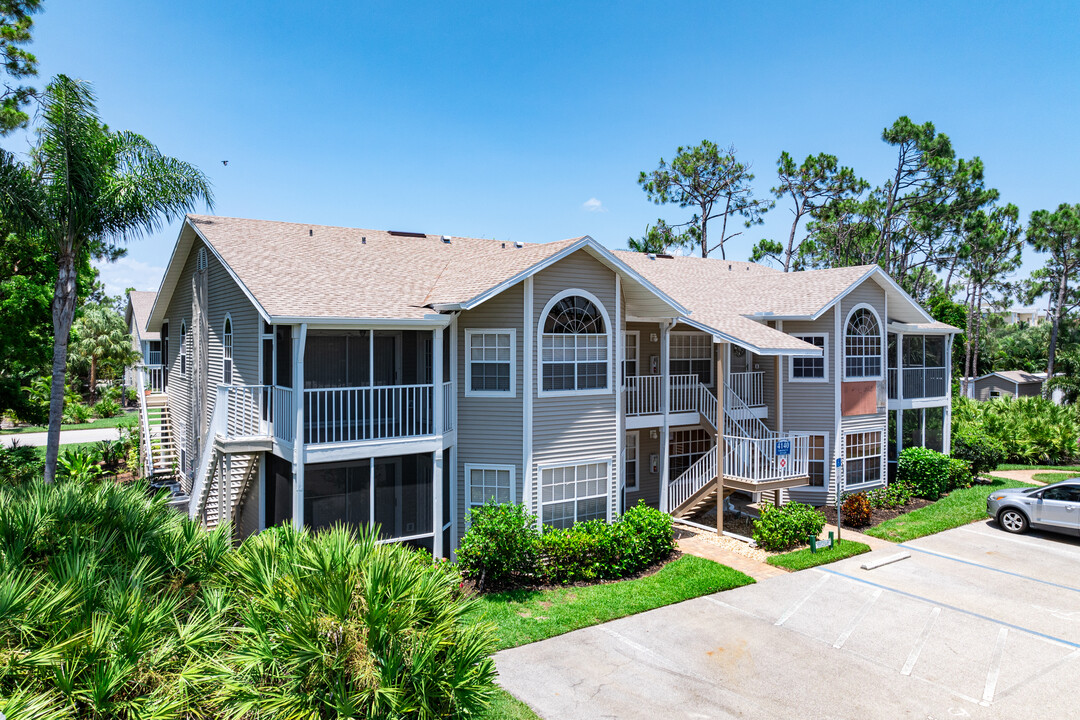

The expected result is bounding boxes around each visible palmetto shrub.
[0,478,499,720]
[952,396,1080,465]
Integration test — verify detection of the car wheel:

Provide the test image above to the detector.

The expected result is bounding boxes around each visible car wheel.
[998,508,1029,534]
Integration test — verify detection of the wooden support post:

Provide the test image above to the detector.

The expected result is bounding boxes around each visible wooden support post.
[715,342,725,535]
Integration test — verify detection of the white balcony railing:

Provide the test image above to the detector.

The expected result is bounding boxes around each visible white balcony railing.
[271,386,294,444]
[142,365,165,393]
[729,371,764,408]
[304,384,434,444]
[624,375,661,415]
[442,381,455,432]
[147,349,162,366]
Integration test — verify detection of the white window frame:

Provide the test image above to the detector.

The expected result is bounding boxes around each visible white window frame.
[179,320,187,376]
[464,328,516,398]
[622,330,640,381]
[792,431,829,489]
[843,429,885,490]
[789,333,828,383]
[843,303,884,381]
[464,463,516,511]
[222,313,233,385]
[624,431,640,492]
[670,331,714,386]
[538,458,612,527]
[537,289,613,398]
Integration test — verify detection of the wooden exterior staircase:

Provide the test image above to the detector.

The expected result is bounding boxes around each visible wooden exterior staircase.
[192,447,260,531]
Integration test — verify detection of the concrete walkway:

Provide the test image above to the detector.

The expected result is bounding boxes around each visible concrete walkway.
[988,469,1065,485]
[676,534,787,581]
[3,427,121,448]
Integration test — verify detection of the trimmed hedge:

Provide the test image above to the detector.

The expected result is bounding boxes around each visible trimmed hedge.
[457,501,676,590]
[951,425,1006,477]
[751,501,826,551]
[899,446,961,499]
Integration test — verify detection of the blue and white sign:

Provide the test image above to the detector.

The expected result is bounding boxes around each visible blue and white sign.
[775,440,791,456]
[836,457,843,468]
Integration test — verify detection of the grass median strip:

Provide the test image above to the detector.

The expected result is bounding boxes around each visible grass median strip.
[1031,472,1078,484]
[1,412,136,435]
[465,554,754,652]
[864,478,1036,543]
[766,539,871,571]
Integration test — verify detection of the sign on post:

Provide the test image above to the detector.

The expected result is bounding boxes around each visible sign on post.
[775,440,791,456]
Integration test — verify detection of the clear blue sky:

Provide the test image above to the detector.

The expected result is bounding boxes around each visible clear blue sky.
[8,1,1080,299]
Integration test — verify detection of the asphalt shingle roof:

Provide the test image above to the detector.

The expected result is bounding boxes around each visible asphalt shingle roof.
[127,290,159,341]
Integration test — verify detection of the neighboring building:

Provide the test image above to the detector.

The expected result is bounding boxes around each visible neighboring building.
[130,215,959,555]
[980,303,1048,326]
[125,290,162,392]
[972,370,1045,401]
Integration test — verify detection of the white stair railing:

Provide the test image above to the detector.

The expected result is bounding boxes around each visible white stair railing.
[188,386,229,519]
[668,450,715,511]
[135,366,154,479]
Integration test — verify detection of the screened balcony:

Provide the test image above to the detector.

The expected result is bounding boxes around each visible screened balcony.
[888,333,948,400]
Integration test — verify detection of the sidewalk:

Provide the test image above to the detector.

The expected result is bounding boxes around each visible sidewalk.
[3,427,121,448]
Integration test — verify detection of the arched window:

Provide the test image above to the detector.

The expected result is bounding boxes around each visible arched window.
[179,321,187,375]
[845,306,882,379]
[223,315,233,384]
[196,247,208,271]
[540,292,610,393]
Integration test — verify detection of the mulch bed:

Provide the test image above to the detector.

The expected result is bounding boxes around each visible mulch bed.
[464,549,684,595]
[821,497,933,530]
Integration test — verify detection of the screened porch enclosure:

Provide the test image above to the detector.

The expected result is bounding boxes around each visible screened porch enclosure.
[303,329,446,444]
[304,453,435,546]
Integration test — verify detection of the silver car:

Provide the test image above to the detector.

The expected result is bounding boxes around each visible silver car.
[987,480,1080,536]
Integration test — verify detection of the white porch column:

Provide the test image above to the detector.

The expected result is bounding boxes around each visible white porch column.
[433,327,444,436]
[659,321,672,513]
[715,341,726,534]
[291,323,307,530]
[433,449,443,559]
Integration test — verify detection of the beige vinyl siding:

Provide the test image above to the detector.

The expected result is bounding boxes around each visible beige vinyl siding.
[627,321,662,377]
[531,250,620,523]
[973,376,1041,400]
[455,283,525,541]
[160,237,261,476]
[1017,382,1042,397]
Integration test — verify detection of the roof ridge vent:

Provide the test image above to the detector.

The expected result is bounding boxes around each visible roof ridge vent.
[656,253,673,259]
[389,230,426,238]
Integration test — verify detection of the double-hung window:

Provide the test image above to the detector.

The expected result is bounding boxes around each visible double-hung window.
[466,464,515,510]
[790,334,827,381]
[624,431,639,492]
[804,433,827,487]
[179,321,187,376]
[845,430,883,487]
[540,461,610,528]
[540,294,609,394]
[466,329,515,396]
[670,333,712,385]
[623,331,639,380]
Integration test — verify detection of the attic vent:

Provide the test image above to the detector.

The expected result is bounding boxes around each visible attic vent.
[515,241,523,248]
[309,229,313,236]
[389,230,426,238]
[501,242,506,248]
[362,236,366,244]
[442,235,452,244]
[728,264,732,270]
[196,247,208,270]
[647,253,656,260]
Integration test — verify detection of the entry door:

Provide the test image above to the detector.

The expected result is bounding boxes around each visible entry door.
[1033,485,1080,530]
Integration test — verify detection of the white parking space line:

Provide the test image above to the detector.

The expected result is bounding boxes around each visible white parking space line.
[597,626,709,683]
[981,627,1009,705]
[702,595,762,620]
[775,573,829,627]
[994,647,1080,702]
[833,588,882,649]
[901,607,940,676]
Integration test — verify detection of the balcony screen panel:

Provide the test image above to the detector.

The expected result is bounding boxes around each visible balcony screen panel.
[305,460,371,531]
[305,332,370,389]
[375,454,433,539]
[924,336,945,367]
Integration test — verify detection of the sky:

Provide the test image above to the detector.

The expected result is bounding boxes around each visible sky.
[6,1,1080,301]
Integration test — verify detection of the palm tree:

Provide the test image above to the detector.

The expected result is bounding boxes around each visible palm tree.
[70,303,140,398]
[0,75,212,481]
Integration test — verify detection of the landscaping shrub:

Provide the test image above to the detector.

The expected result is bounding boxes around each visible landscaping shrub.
[751,501,827,551]
[56,447,103,482]
[951,424,1006,477]
[952,396,1079,465]
[92,397,122,418]
[457,500,540,590]
[866,479,913,509]
[947,457,973,491]
[840,492,873,527]
[61,400,92,424]
[898,446,951,499]
[0,477,499,720]
[457,501,675,588]
[0,442,42,486]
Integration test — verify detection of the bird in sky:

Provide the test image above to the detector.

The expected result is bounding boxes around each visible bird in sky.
[221,160,228,166]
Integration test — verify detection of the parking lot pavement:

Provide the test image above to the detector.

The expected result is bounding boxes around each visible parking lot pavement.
[496,522,1080,720]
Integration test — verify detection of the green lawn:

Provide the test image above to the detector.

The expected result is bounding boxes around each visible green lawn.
[464,554,754,652]
[865,478,1036,543]
[996,463,1080,472]
[470,554,754,720]
[1031,472,1079,484]
[767,539,871,571]
[27,441,103,458]
[1,412,136,435]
